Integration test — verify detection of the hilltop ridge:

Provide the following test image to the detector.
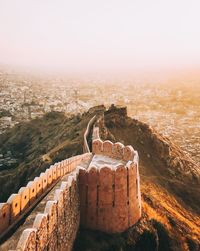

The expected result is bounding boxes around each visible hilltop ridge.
[74,105,200,251]
[0,105,200,250]
[0,108,101,202]
[101,105,200,212]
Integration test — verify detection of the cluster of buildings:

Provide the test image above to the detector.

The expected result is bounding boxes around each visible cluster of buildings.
[0,73,90,134]
[126,84,200,165]
[0,72,130,135]
[1,70,200,165]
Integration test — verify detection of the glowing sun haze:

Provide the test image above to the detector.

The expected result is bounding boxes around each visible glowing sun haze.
[0,0,200,76]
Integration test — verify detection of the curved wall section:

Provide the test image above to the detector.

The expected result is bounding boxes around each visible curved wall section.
[0,116,141,250]
[79,162,141,233]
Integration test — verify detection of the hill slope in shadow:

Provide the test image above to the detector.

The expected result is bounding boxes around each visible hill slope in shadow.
[0,108,99,202]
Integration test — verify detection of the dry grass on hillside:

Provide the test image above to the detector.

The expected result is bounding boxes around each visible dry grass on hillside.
[141,181,200,245]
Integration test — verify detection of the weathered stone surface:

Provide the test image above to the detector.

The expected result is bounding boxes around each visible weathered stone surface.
[18,187,30,212]
[27,181,37,204]
[63,160,68,175]
[45,168,53,186]
[112,142,124,159]
[113,204,128,232]
[55,189,66,251]
[98,207,113,232]
[0,203,10,234]
[44,200,57,235]
[127,161,141,226]
[114,164,127,206]
[48,229,57,251]
[86,207,97,230]
[86,167,98,229]
[102,140,113,157]
[7,193,21,222]
[92,126,100,140]
[33,213,48,251]
[50,165,57,181]
[34,177,43,197]
[99,167,113,206]
[40,172,48,191]
[97,167,113,232]
[113,166,128,233]
[123,145,134,161]
[56,163,61,178]
[92,139,103,155]
[44,200,58,250]
[60,161,64,176]
[78,169,87,226]
[16,228,37,251]
[87,167,98,206]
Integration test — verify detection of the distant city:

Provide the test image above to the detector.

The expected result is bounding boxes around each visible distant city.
[1,69,200,166]
[0,72,94,133]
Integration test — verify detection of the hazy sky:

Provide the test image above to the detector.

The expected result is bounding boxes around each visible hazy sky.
[0,0,200,75]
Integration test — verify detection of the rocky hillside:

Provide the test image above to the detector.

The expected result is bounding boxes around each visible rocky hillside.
[74,105,200,251]
[102,105,200,213]
[0,108,99,202]
[1,105,199,251]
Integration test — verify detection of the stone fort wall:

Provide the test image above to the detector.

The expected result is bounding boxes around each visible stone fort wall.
[0,114,141,250]
[0,153,92,250]
[0,114,97,240]
[15,162,87,251]
[79,139,141,233]
[83,115,96,153]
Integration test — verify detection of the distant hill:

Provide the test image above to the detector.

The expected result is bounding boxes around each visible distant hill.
[0,108,100,202]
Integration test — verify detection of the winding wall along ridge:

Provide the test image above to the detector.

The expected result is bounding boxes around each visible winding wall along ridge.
[0,154,91,242]
[0,113,141,250]
[0,114,97,241]
[83,115,96,153]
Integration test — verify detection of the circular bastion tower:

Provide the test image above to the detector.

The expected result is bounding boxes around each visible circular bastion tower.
[78,139,141,233]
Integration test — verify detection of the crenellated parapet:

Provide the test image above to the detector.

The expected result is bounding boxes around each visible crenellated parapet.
[0,153,92,251]
[92,139,138,163]
[0,153,92,240]
[92,126,100,141]
[79,139,141,233]
[15,168,80,251]
[83,115,97,153]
